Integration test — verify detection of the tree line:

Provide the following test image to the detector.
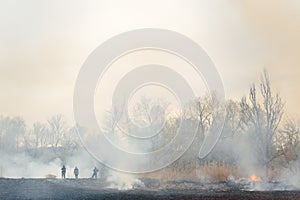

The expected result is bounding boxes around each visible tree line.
[0,115,79,158]
[0,70,299,180]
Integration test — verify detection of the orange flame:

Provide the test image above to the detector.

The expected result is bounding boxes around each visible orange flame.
[249,174,262,182]
[238,177,247,181]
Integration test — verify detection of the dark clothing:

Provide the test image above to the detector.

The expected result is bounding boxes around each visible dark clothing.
[74,167,79,179]
[92,167,99,179]
[61,166,66,179]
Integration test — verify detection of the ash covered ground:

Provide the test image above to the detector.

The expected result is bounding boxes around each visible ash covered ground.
[0,178,300,200]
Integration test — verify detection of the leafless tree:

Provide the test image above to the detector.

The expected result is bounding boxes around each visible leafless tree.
[222,100,243,138]
[274,118,300,167]
[0,116,26,152]
[47,115,67,151]
[188,94,214,142]
[240,70,284,179]
[32,122,49,149]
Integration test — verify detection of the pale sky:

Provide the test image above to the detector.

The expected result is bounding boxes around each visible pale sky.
[0,0,299,125]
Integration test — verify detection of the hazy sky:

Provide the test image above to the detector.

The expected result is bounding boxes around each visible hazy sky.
[0,0,299,125]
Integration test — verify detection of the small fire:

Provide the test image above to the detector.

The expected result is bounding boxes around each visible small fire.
[249,174,262,182]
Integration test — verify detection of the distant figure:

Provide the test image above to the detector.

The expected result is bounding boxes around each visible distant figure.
[91,167,99,179]
[74,167,79,179]
[61,165,66,179]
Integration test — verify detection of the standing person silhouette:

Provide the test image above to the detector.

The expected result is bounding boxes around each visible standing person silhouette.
[61,165,66,179]
[74,167,79,179]
[91,167,99,179]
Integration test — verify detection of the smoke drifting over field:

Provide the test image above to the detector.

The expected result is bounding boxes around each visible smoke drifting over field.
[0,71,299,192]
[0,149,96,179]
[0,152,62,178]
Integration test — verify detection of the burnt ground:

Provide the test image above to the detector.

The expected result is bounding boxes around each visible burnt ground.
[0,178,299,200]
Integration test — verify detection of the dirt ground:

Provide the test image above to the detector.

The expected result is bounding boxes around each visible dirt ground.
[0,178,299,200]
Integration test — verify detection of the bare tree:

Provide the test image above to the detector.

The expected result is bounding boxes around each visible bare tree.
[32,122,49,149]
[47,115,67,151]
[222,100,243,138]
[189,94,214,142]
[184,93,224,159]
[0,116,26,152]
[274,118,300,167]
[206,100,242,164]
[240,70,284,179]
[61,124,83,153]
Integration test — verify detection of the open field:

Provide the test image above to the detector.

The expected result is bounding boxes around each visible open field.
[0,178,299,200]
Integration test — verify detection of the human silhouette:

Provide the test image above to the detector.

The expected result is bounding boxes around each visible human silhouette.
[74,166,79,179]
[91,167,99,179]
[61,165,66,179]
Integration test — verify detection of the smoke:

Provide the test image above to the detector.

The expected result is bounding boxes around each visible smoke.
[277,160,300,188]
[106,171,144,190]
[207,129,300,190]
[0,152,62,178]
[0,148,100,179]
[98,128,150,190]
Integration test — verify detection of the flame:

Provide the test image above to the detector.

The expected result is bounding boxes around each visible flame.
[249,174,262,182]
[238,177,247,181]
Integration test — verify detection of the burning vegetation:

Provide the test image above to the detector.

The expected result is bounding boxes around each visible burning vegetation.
[0,70,300,199]
[249,174,262,182]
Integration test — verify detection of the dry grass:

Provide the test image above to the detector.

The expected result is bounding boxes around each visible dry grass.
[141,161,242,182]
[197,161,241,182]
[141,167,198,182]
